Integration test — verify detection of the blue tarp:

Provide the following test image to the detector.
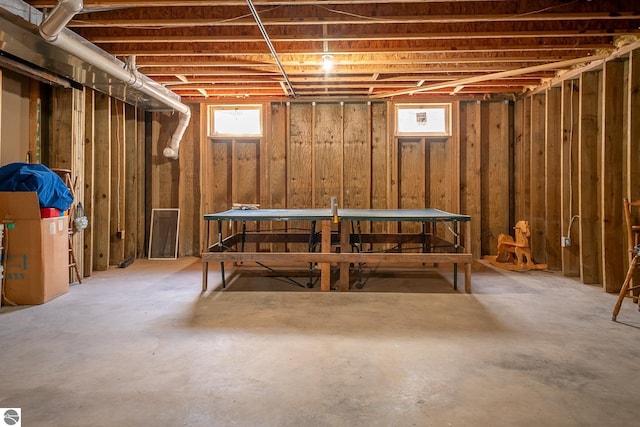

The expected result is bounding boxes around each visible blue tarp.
[0,163,73,211]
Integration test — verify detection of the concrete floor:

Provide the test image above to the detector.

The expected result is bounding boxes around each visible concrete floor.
[1,258,639,427]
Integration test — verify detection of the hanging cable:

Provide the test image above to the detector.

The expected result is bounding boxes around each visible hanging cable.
[567,80,579,239]
[246,0,297,98]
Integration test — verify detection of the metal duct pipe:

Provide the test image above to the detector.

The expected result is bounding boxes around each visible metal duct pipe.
[38,0,190,159]
[246,0,296,98]
[38,0,83,42]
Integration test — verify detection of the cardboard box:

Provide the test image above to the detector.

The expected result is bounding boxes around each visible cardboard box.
[0,192,69,305]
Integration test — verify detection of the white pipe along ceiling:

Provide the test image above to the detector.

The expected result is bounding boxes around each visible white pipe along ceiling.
[38,0,190,160]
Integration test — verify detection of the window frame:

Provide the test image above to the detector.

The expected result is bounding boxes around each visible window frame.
[208,104,263,137]
[395,103,452,137]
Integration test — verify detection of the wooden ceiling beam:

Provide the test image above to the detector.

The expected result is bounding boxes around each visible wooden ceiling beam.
[100,39,613,57]
[28,0,510,7]
[131,53,592,68]
[166,81,535,90]
[155,75,546,85]
[140,63,566,74]
[67,13,640,28]
[372,54,608,98]
[79,31,635,44]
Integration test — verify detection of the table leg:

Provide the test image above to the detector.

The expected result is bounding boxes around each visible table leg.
[202,220,211,292]
[353,221,364,289]
[218,220,226,289]
[202,260,208,292]
[320,220,332,292]
[308,221,317,288]
[339,221,350,291]
[453,221,459,291]
[465,220,472,293]
[240,221,247,253]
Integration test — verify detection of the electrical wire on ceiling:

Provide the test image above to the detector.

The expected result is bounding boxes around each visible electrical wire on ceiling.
[245,0,296,98]
[71,5,284,30]
[314,0,582,23]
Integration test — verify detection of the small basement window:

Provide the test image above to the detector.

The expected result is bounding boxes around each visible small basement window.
[396,103,451,137]
[208,105,262,137]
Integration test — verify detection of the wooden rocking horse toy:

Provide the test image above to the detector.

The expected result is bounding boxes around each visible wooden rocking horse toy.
[485,220,547,271]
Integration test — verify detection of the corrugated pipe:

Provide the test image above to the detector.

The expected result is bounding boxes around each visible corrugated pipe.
[39,0,190,159]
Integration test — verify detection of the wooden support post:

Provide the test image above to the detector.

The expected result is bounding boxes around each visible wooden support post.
[481,101,511,253]
[545,87,562,270]
[461,101,482,258]
[627,50,640,288]
[71,88,85,279]
[268,103,288,252]
[465,220,472,293]
[50,87,73,170]
[629,51,640,206]
[314,103,343,209]
[288,103,313,252]
[514,98,531,227]
[136,109,146,258]
[93,92,111,271]
[578,70,602,284]
[601,60,626,292]
[343,103,371,209]
[28,80,42,163]
[530,93,546,264]
[371,102,389,250]
[124,103,137,263]
[83,89,94,276]
[561,80,580,276]
[178,105,199,257]
[110,99,125,265]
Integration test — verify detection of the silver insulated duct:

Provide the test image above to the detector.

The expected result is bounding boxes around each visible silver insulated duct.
[37,0,190,159]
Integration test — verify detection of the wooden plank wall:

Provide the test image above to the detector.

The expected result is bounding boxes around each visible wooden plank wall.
[196,99,513,260]
[137,111,147,258]
[92,92,111,270]
[42,46,640,293]
[87,92,147,271]
[266,102,287,252]
[601,61,626,291]
[545,87,562,270]
[83,89,94,276]
[48,86,85,280]
[514,51,640,291]
[530,94,546,264]
[177,106,201,257]
[343,103,371,210]
[41,47,640,296]
[110,99,125,265]
[460,101,482,258]
[287,103,313,251]
[124,104,138,262]
[371,103,389,236]
[561,79,581,277]
[578,70,602,285]
[47,86,149,278]
[314,103,343,208]
[625,51,640,286]
[514,98,531,225]
[479,101,511,255]
[628,51,640,239]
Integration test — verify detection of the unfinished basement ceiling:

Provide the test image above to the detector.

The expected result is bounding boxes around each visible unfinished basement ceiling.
[23,0,640,100]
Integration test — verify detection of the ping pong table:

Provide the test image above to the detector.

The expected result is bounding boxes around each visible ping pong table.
[201,208,472,292]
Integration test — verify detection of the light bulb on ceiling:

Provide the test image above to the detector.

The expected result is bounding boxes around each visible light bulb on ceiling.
[322,54,334,72]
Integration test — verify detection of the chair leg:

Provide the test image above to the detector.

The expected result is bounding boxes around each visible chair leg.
[613,254,639,321]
